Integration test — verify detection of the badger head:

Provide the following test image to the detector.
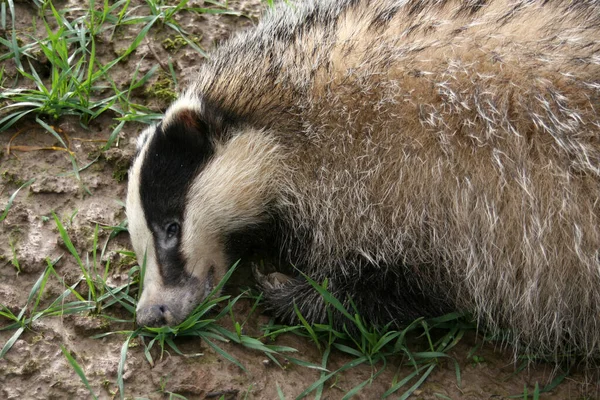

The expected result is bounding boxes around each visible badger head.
[127,95,281,327]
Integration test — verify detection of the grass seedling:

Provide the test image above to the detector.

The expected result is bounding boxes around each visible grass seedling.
[8,236,20,274]
[0,2,123,186]
[1,0,161,168]
[276,382,286,399]
[0,0,245,191]
[98,59,164,151]
[262,273,472,400]
[92,260,314,400]
[156,376,189,400]
[1,3,105,129]
[141,262,298,370]
[61,344,99,400]
[141,0,243,58]
[0,239,138,356]
[0,262,53,358]
[0,255,98,358]
[52,212,139,317]
[0,178,35,223]
[0,0,30,72]
[506,370,568,399]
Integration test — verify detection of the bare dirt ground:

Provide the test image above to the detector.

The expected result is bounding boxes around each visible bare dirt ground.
[1,1,599,399]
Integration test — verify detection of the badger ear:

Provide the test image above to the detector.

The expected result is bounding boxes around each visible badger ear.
[165,107,205,132]
[161,107,212,150]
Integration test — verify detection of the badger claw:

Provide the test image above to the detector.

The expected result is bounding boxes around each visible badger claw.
[252,263,293,290]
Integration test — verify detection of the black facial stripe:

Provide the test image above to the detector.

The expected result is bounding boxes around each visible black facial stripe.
[139,113,214,286]
[201,97,246,136]
[154,222,191,285]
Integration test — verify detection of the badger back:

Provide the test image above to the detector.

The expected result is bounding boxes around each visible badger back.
[126,0,600,359]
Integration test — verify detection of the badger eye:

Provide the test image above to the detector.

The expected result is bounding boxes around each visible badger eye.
[166,222,180,239]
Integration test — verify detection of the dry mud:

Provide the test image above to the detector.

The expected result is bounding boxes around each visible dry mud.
[1,1,599,399]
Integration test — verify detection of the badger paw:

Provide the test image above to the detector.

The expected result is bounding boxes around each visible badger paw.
[252,263,293,290]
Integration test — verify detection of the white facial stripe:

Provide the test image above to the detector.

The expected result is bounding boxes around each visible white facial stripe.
[127,127,161,308]
[181,129,284,277]
[136,125,155,152]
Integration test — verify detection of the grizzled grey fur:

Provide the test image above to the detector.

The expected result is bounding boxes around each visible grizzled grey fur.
[127,0,600,361]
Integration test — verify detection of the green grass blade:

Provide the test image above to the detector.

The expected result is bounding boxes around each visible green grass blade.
[61,345,99,400]
[200,335,246,372]
[0,108,39,132]
[120,15,160,58]
[276,382,286,400]
[302,274,354,321]
[314,345,331,400]
[382,364,426,398]
[36,118,86,191]
[296,356,368,399]
[52,212,85,269]
[397,363,436,400]
[0,327,25,358]
[165,23,208,57]
[0,305,17,321]
[293,303,321,352]
[1,2,5,30]
[341,377,371,400]
[332,342,363,358]
[118,333,134,400]
[342,360,387,400]
[238,335,279,353]
[0,178,35,222]
[279,356,326,372]
[102,120,126,150]
[539,371,567,393]
[7,0,22,70]
[27,259,56,318]
[52,213,98,301]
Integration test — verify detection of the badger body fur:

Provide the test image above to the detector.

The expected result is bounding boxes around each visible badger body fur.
[127,0,600,359]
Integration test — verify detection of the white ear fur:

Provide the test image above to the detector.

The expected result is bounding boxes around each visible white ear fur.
[162,92,204,130]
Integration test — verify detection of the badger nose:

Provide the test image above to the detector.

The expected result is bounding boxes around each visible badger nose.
[136,304,170,327]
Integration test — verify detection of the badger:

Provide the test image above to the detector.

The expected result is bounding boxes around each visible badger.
[126,0,600,360]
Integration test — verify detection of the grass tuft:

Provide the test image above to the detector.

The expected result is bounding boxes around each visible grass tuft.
[262,274,472,399]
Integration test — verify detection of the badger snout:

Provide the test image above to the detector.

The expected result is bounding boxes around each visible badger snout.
[135,277,207,328]
[136,304,172,327]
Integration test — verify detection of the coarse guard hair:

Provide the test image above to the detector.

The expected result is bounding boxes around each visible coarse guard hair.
[127,0,600,361]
